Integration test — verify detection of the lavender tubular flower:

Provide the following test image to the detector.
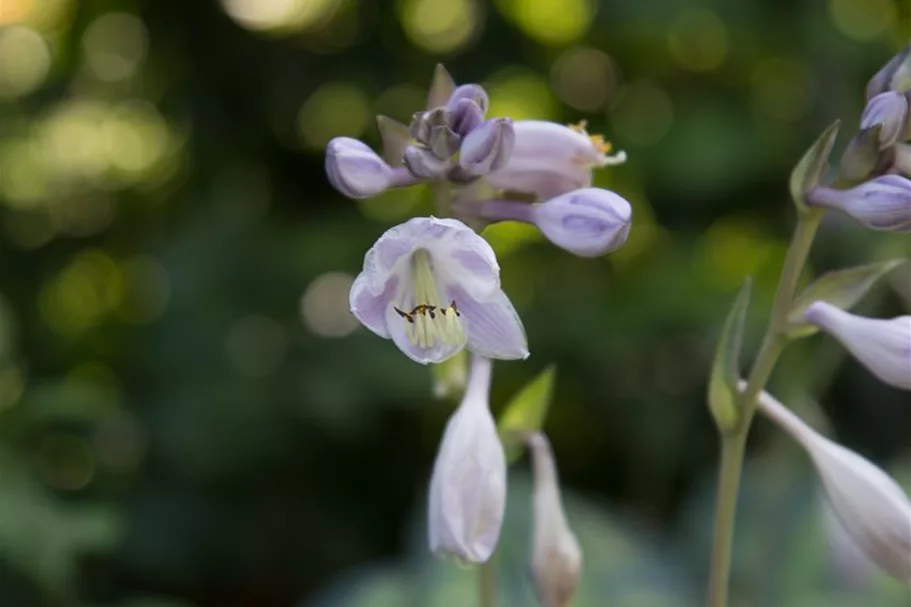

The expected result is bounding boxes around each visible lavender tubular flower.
[458,118,515,178]
[348,217,528,364]
[805,302,911,390]
[860,91,910,148]
[526,432,582,607]
[326,137,407,199]
[428,355,506,563]
[806,175,911,232]
[485,120,626,200]
[753,386,911,581]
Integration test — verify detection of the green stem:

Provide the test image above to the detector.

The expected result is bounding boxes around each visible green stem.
[431,181,452,217]
[706,210,823,607]
[478,560,495,607]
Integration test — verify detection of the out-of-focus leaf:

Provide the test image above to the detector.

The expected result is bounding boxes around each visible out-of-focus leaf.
[376,116,410,166]
[497,366,555,463]
[708,279,751,433]
[789,121,840,210]
[787,259,906,337]
[431,349,467,400]
[426,64,455,110]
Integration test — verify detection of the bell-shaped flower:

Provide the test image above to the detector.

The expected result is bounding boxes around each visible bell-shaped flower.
[753,386,911,581]
[457,118,515,178]
[805,302,911,390]
[806,175,911,232]
[455,188,632,257]
[349,216,528,364]
[860,91,910,148]
[428,355,507,563]
[484,120,626,200]
[526,432,582,607]
[326,137,417,199]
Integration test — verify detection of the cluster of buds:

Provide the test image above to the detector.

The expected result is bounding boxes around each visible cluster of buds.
[804,44,911,231]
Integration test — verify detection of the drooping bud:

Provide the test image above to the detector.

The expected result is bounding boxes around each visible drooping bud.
[427,355,507,563]
[457,118,515,178]
[325,137,394,199]
[866,44,911,100]
[860,91,910,148]
[526,432,582,607]
[806,175,911,232]
[753,385,911,581]
[804,301,911,390]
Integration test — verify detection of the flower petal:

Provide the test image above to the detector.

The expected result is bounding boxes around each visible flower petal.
[450,285,528,360]
[349,271,397,338]
[384,301,465,364]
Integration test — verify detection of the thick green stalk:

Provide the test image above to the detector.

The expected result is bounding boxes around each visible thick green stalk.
[706,210,823,607]
[478,560,495,607]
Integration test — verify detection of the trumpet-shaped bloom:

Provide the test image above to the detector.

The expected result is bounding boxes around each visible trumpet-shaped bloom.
[805,302,911,390]
[428,356,507,563]
[485,120,626,200]
[349,217,528,364]
[754,386,911,581]
[526,432,582,607]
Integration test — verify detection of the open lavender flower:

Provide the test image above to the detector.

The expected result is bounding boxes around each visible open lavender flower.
[349,216,528,364]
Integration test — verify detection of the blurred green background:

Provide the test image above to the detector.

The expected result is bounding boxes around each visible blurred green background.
[0,0,910,606]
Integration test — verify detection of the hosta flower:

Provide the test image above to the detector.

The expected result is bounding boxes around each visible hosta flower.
[860,91,910,148]
[325,137,417,199]
[754,386,911,581]
[805,302,911,390]
[526,432,582,607]
[349,216,528,364]
[806,175,911,232]
[428,355,506,563]
[485,120,626,200]
[461,187,632,257]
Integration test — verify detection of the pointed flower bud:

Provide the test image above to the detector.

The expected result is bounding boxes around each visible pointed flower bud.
[806,175,911,232]
[753,386,911,581]
[458,188,632,257]
[448,98,485,137]
[867,44,911,100]
[805,301,911,390]
[485,120,626,200]
[526,432,582,607]
[403,145,452,179]
[427,355,507,563]
[326,137,405,199]
[448,84,489,115]
[860,91,910,148]
[458,118,515,178]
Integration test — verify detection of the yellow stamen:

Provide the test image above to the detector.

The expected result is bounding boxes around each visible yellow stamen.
[397,250,467,350]
[567,120,614,155]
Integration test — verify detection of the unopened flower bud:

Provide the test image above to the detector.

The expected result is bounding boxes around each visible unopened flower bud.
[458,118,515,178]
[410,107,452,144]
[325,137,393,199]
[427,356,507,563]
[448,98,485,137]
[860,91,910,148]
[806,175,911,232]
[526,432,582,607]
[805,301,911,390]
[839,125,889,182]
[867,44,911,100]
[754,386,911,581]
[448,84,489,115]
[404,145,452,179]
[532,188,632,257]
[428,125,461,160]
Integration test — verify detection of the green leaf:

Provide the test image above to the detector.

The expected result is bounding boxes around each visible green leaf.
[431,350,467,400]
[789,120,840,210]
[376,115,411,167]
[497,366,556,463]
[708,279,752,433]
[426,64,455,110]
[787,259,907,338]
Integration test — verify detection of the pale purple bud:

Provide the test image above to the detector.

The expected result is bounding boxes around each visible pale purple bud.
[428,125,461,159]
[806,175,911,232]
[754,386,911,581]
[532,188,632,257]
[403,145,452,179]
[447,84,489,115]
[410,107,452,144]
[526,432,582,607]
[805,301,911,390]
[839,126,889,182]
[457,118,515,178]
[325,137,393,199]
[860,91,909,148]
[427,356,507,563]
[867,44,911,100]
[448,98,485,137]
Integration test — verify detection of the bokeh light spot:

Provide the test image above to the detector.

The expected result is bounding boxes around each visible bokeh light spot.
[298,82,370,151]
[399,0,482,54]
[611,80,674,147]
[0,26,51,99]
[751,58,813,123]
[551,47,619,112]
[116,255,171,324]
[506,0,593,46]
[82,12,148,82]
[696,217,775,291]
[38,432,95,491]
[39,250,123,337]
[485,70,559,120]
[374,84,425,126]
[358,183,426,223]
[482,221,543,257]
[828,0,895,42]
[221,0,341,33]
[224,315,288,378]
[668,9,728,72]
[102,101,171,176]
[0,137,51,208]
[301,272,359,337]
